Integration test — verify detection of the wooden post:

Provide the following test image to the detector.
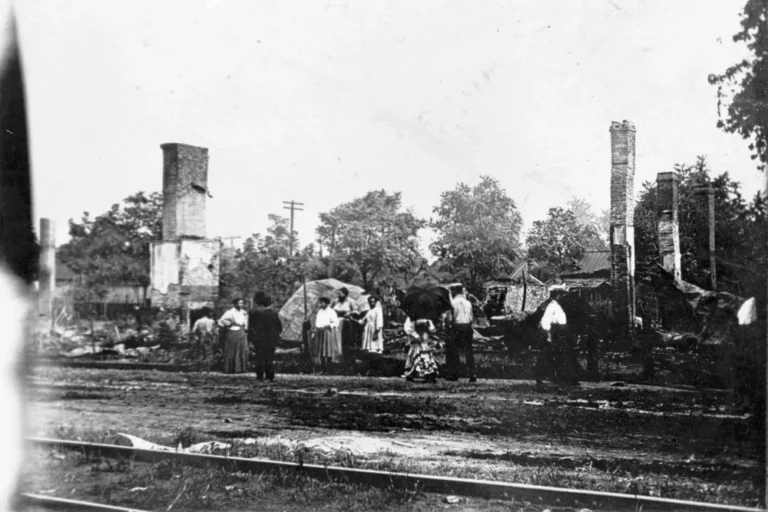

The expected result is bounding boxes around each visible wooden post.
[695,182,716,290]
[707,187,717,291]
[521,263,528,312]
[328,224,337,278]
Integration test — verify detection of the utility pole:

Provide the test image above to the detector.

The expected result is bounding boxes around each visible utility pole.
[220,235,241,249]
[695,181,717,291]
[283,200,304,257]
[328,223,337,279]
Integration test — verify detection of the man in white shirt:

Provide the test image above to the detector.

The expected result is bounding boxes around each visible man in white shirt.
[191,308,216,372]
[447,285,476,382]
[536,289,575,385]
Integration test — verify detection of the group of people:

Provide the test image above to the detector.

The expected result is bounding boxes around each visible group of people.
[311,284,478,382]
[191,292,283,380]
[189,283,573,386]
[312,287,385,369]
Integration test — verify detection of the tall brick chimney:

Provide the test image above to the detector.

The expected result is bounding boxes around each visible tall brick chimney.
[38,218,55,322]
[161,143,209,241]
[609,121,636,338]
[656,172,681,282]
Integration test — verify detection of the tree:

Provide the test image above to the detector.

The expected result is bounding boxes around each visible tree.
[231,215,329,307]
[526,207,601,275]
[430,176,523,294]
[709,0,768,172]
[58,191,163,295]
[566,197,609,248]
[317,190,426,290]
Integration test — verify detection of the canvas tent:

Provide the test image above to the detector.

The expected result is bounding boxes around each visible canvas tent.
[278,278,366,341]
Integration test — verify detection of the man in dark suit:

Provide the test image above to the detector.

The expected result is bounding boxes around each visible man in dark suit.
[248,292,283,381]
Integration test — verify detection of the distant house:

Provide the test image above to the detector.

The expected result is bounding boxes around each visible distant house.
[483,261,550,318]
[53,257,150,318]
[554,251,611,291]
[55,257,77,287]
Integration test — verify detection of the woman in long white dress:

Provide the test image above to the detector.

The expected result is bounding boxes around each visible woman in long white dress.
[314,297,339,371]
[359,296,384,353]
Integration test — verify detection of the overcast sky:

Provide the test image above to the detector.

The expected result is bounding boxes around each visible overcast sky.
[17,0,762,255]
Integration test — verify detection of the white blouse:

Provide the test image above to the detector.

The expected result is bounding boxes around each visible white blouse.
[218,307,247,331]
[404,317,435,339]
[539,300,567,331]
[315,307,339,329]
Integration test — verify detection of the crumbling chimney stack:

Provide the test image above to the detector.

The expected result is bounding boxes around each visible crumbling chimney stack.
[656,171,682,282]
[609,120,637,338]
[161,143,209,241]
[150,143,220,323]
[38,218,55,322]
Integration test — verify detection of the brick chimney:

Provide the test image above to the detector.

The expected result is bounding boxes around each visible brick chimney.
[609,120,636,338]
[161,143,209,241]
[38,218,55,321]
[656,171,681,282]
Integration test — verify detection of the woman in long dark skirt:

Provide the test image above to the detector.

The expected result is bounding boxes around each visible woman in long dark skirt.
[218,298,249,374]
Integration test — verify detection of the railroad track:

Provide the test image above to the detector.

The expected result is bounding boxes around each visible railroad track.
[28,437,762,512]
[17,493,150,512]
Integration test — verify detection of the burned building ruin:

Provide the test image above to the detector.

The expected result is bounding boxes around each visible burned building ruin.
[609,120,637,339]
[149,143,221,332]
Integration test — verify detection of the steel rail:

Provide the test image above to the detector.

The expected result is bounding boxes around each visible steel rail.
[29,437,763,512]
[18,493,150,512]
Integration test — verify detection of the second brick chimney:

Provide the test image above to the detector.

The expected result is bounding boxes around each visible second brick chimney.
[656,171,681,282]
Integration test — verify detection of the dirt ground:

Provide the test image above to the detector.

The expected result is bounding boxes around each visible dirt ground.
[22,366,764,509]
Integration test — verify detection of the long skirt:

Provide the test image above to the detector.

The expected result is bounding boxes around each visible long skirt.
[404,341,439,379]
[331,320,345,362]
[224,329,248,374]
[362,323,383,353]
[314,327,341,363]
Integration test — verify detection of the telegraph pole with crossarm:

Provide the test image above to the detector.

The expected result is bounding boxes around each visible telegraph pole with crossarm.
[282,200,303,256]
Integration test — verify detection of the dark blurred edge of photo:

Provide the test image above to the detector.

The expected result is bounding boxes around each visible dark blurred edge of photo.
[0,2,39,510]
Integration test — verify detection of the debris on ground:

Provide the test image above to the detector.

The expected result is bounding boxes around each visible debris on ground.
[113,433,232,454]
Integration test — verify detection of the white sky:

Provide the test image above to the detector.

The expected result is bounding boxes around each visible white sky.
[17,0,763,256]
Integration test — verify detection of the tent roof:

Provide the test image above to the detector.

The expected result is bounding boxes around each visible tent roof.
[278,278,366,341]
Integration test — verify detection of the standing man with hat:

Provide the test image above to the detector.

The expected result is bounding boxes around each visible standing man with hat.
[536,288,576,385]
[248,292,283,381]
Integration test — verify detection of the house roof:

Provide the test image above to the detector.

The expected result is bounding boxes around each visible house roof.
[56,258,77,281]
[485,272,547,289]
[561,251,611,277]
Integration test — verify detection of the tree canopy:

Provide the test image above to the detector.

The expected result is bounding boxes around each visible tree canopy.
[566,197,609,248]
[227,215,327,306]
[709,0,768,172]
[526,206,601,276]
[316,190,426,291]
[58,191,163,298]
[430,176,522,294]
